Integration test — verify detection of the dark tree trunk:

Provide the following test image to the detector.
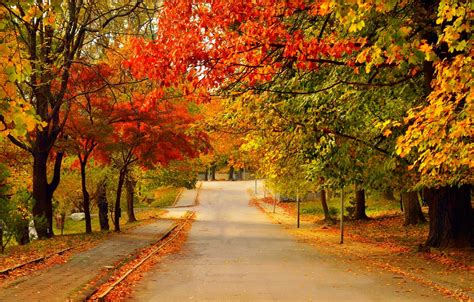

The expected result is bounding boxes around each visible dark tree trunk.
[32,152,63,238]
[237,168,243,180]
[320,189,334,223]
[424,185,472,248]
[383,187,396,201]
[80,160,92,234]
[125,177,137,223]
[413,1,472,248]
[228,166,234,181]
[354,189,369,220]
[401,191,426,226]
[32,152,51,238]
[98,183,109,231]
[210,164,216,181]
[204,168,209,181]
[114,169,126,232]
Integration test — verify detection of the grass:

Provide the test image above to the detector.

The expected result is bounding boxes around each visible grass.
[53,207,165,235]
[149,187,182,208]
[1,186,182,272]
[299,191,403,220]
[53,186,182,235]
[300,205,339,216]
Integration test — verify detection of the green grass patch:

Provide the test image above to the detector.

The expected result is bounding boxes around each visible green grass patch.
[149,187,182,208]
[51,186,181,235]
[53,207,165,235]
[300,191,401,220]
[301,204,339,216]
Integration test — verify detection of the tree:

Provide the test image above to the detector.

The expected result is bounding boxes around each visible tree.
[320,188,334,224]
[0,0,150,238]
[125,171,138,223]
[106,93,206,231]
[64,63,115,233]
[128,0,472,247]
[401,191,426,226]
[0,7,41,141]
[197,99,246,181]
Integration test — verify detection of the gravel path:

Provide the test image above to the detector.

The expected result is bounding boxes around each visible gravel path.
[129,181,450,302]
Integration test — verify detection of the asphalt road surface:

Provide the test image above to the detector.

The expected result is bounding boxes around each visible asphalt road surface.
[130,181,449,302]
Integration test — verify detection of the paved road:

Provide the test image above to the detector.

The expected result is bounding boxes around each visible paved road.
[173,185,200,208]
[130,181,449,302]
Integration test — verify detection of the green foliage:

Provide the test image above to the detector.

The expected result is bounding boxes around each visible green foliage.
[143,161,198,190]
[0,165,41,251]
[149,187,181,208]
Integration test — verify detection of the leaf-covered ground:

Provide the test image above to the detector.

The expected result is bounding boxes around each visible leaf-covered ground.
[254,196,473,301]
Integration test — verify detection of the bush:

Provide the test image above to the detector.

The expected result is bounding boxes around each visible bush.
[0,166,39,252]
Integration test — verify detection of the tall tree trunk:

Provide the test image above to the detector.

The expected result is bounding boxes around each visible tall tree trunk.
[32,152,63,238]
[415,1,472,248]
[354,189,369,220]
[126,176,137,223]
[424,185,472,248]
[98,182,109,231]
[320,189,334,223]
[114,169,126,232]
[204,168,209,181]
[401,191,426,226]
[210,163,216,181]
[80,160,92,234]
[237,168,243,180]
[228,166,234,181]
[32,152,51,238]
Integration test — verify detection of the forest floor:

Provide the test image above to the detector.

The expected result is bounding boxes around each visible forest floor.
[254,196,473,301]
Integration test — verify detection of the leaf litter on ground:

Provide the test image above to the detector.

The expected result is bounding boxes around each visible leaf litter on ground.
[252,195,473,301]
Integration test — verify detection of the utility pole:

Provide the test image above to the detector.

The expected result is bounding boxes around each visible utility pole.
[340,186,344,244]
[255,179,257,194]
[273,192,278,213]
[297,188,300,228]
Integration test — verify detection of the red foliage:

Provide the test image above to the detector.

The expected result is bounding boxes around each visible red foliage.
[63,59,208,169]
[126,0,360,92]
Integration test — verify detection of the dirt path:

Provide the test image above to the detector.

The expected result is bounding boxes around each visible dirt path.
[129,181,450,301]
[0,219,177,302]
